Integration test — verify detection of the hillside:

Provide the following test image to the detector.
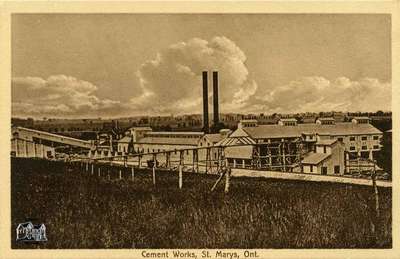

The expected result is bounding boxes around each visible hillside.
[11,158,391,248]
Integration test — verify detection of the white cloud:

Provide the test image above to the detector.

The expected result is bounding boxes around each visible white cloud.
[12,75,123,118]
[251,76,391,113]
[12,37,391,118]
[130,36,258,114]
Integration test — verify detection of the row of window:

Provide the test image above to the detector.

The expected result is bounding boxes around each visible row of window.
[340,135,380,141]
[349,145,380,151]
[309,165,340,174]
[134,147,191,155]
[147,134,200,139]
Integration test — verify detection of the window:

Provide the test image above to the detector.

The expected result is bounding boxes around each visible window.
[362,146,367,150]
[337,137,343,142]
[350,146,356,151]
[373,145,379,149]
[361,136,368,141]
[334,165,340,174]
[373,136,379,140]
[321,166,328,175]
[310,165,313,173]
[323,146,327,153]
[350,137,355,141]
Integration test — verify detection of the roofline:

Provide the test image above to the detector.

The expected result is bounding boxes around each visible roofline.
[133,142,198,146]
[12,126,91,144]
[315,139,338,146]
[302,154,332,165]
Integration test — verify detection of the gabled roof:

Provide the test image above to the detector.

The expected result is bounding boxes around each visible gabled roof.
[243,122,381,139]
[317,117,335,121]
[217,136,256,147]
[203,133,224,144]
[302,152,331,165]
[118,136,132,143]
[316,139,337,146]
[135,137,199,146]
[129,127,152,131]
[353,116,370,120]
[279,118,297,122]
[146,131,204,136]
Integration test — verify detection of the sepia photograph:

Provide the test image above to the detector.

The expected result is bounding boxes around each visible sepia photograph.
[2,5,396,257]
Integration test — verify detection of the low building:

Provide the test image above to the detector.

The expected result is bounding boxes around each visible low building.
[301,139,345,175]
[117,136,132,155]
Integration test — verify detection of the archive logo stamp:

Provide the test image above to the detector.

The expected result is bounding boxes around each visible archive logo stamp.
[16,221,47,242]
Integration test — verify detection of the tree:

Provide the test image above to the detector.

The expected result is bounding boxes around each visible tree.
[376,131,392,179]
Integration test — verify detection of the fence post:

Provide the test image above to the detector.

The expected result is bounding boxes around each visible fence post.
[91,163,94,175]
[131,167,135,181]
[86,162,88,172]
[119,169,122,180]
[179,165,183,189]
[108,167,110,180]
[98,167,101,177]
[224,167,231,193]
[372,161,380,218]
[152,165,156,186]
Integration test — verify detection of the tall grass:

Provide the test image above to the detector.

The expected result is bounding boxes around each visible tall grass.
[11,158,391,248]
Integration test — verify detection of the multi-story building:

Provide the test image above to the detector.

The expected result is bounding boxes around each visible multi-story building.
[220,117,382,174]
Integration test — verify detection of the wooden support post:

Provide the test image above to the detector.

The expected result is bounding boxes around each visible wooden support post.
[138,156,141,168]
[108,167,110,180]
[180,151,184,166]
[282,142,287,172]
[98,167,101,177]
[179,165,183,189]
[91,164,94,175]
[372,161,380,218]
[194,150,199,173]
[24,140,28,157]
[211,171,226,192]
[119,169,122,179]
[86,162,89,172]
[152,165,156,186]
[224,168,231,193]
[131,167,135,181]
[166,152,171,170]
[206,148,210,174]
[14,139,18,157]
[192,150,196,173]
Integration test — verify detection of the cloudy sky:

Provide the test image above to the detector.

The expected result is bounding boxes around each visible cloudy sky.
[12,14,391,118]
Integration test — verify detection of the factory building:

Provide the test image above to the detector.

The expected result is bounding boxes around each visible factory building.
[219,117,382,175]
[233,117,381,158]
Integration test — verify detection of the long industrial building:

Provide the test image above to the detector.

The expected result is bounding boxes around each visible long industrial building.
[218,116,382,174]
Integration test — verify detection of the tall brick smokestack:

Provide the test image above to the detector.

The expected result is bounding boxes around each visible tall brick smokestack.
[202,71,209,133]
[212,71,219,129]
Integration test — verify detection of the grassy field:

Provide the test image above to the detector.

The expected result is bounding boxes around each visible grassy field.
[11,158,391,249]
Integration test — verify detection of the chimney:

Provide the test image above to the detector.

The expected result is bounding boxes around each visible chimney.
[213,71,219,129]
[202,71,209,133]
